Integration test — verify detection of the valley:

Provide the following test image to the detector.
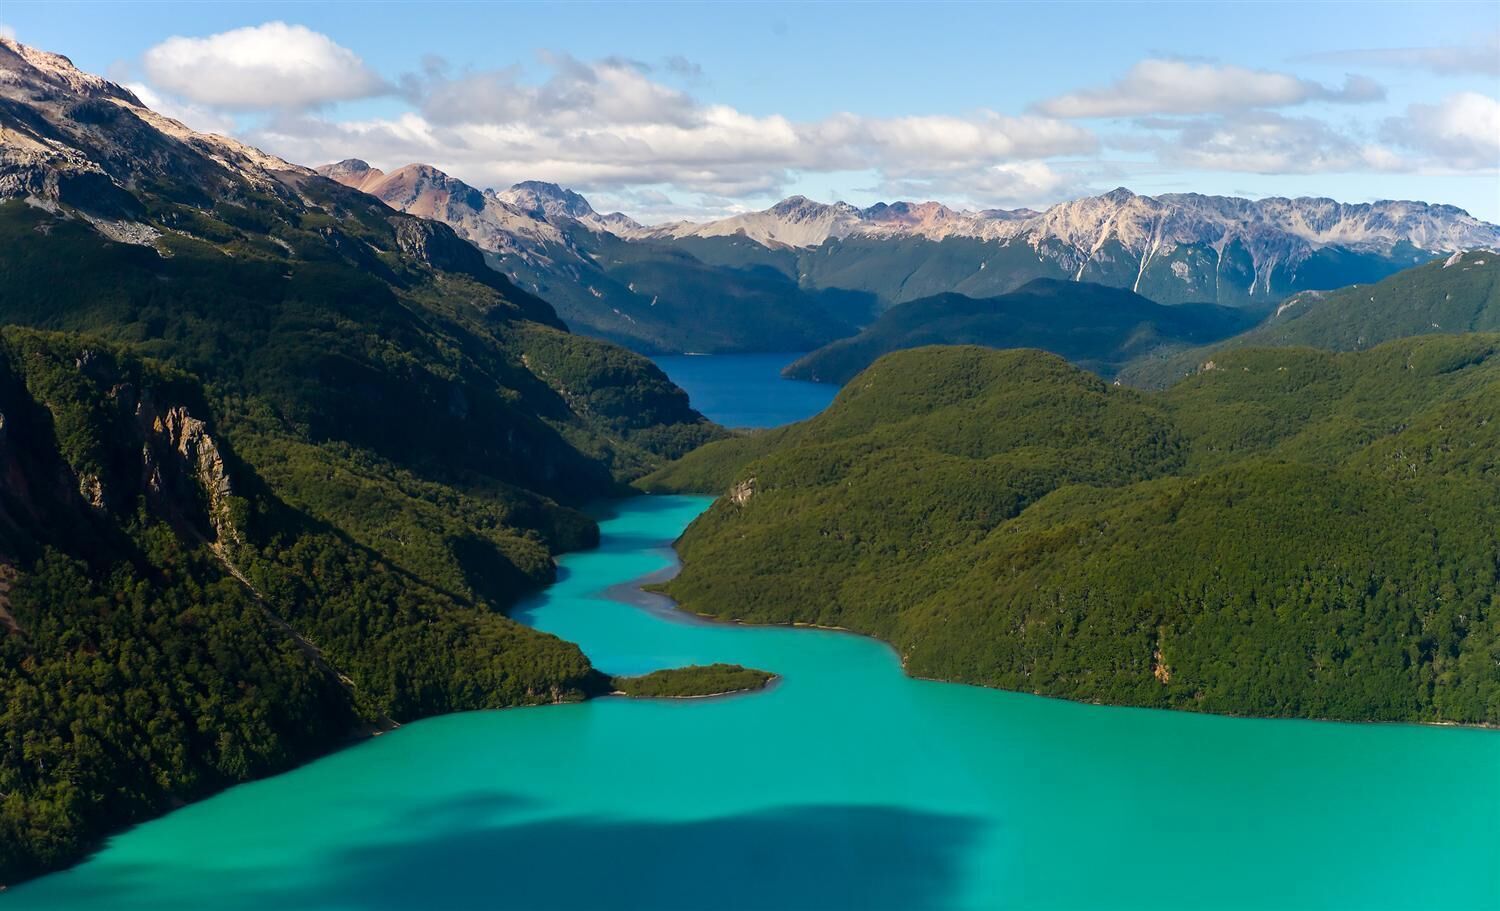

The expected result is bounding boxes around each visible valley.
[7,495,1497,911]
[0,17,1498,909]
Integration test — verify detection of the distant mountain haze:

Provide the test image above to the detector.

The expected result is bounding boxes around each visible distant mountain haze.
[785,279,1261,385]
[319,158,1500,355]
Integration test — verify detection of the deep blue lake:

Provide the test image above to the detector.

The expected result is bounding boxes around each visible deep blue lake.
[652,352,837,428]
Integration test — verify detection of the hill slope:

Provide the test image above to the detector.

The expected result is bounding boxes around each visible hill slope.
[0,37,721,882]
[784,279,1257,384]
[318,162,864,354]
[642,339,1500,725]
[1121,251,1500,387]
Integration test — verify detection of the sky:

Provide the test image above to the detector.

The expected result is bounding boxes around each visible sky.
[5,0,1499,222]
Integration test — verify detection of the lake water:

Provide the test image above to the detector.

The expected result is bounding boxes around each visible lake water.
[8,493,1498,911]
[652,352,837,427]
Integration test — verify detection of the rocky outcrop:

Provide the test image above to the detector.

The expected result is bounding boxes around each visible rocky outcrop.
[729,477,755,506]
[143,403,238,549]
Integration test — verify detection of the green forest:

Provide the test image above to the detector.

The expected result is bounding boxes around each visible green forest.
[784,279,1256,385]
[610,664,776,698]
[1122,251,1500,388]
[0,155,719,881]
[644,338,1500,725]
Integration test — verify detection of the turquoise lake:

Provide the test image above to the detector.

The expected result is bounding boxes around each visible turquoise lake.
[8,494,1499,910]
[8,356,1500,911]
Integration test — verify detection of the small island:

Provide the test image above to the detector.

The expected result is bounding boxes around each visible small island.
[610,664,776,699]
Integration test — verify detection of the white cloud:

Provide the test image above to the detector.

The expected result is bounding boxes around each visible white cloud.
[143,22,389,109]
[1299,38,1500,77]
[0,23,15,41]
[1133,112,1408,175]
[244,54,1096,206]
[1384,92,1500,170]
[1036,59,1384,118]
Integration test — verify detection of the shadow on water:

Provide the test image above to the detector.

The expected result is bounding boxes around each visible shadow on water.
[585,493,709,523]
[21,797,985,911]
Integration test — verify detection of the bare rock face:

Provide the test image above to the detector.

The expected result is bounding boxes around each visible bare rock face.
[134,397,239,549]
[0,36,308,216]
[389,215,487,274]
[78,473,105,510]
[729,477,756,506]
[154,405,236,544]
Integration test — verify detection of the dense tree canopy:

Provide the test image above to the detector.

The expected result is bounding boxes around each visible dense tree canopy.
[0,164,718,882]
[644,338,1500,726]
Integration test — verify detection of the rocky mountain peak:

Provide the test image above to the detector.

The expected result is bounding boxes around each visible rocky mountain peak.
[0,37,137,104]
[320,158,373,177]
[0,37,307,216]
[499,180,597,220]
[315,158,386,192]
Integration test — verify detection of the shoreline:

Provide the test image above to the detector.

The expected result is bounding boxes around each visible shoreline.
[634,503,1500,733]
[605,674,783,702]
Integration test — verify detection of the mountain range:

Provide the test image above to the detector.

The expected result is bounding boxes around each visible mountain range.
[316,160,866,354]
[318,158,1500,355]
[2,30,1500,888]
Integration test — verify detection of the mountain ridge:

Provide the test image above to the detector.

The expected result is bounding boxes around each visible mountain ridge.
[784,278,1259,384]
[318,154,1500,330]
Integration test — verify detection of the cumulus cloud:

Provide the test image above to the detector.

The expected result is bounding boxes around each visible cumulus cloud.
[143,22,390,109]
[1036,58,1384,118]
[1298,38,1500,77]
[245,53,1096,206]
[1130,112,1406,175]
[1383,92,1500,170]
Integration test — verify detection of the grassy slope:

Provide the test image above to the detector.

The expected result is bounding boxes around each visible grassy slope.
[642,338,1500,725]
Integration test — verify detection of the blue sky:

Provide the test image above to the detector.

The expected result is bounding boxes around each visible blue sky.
[5,1,1498,220]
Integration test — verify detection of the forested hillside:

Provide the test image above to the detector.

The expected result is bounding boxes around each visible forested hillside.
[1122,251,1500,387]
[0,38,721,883]
[643,338,1500,725]
[783,279,1256,384]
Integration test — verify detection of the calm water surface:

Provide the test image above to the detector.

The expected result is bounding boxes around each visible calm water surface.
[652,352,836,427]
[8,356,1499,910]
